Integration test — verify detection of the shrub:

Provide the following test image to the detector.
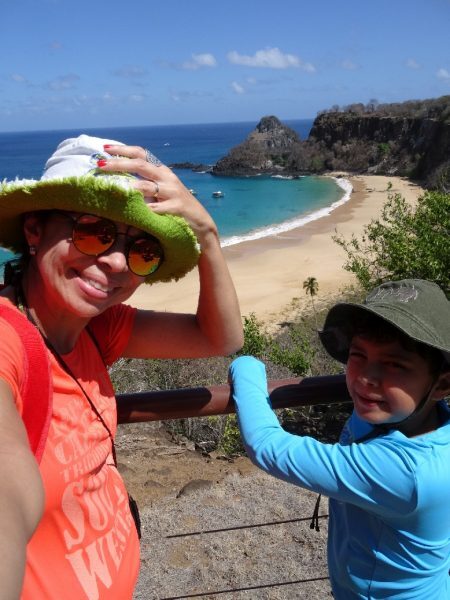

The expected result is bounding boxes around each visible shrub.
[427,160,450,193]
[240,312,273,357]
[217,415,245,456]
[333,191,450,296]
[239,313,314,377]
[269,327,314,376]
[378,142,390,156]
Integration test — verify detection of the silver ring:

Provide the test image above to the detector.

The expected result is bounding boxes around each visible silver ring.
[151,180,159,199]
[144,148,162,167]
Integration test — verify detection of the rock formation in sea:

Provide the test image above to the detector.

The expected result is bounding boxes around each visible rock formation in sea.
[169,162,212,172]
[212,96,450,189]
[212,116,303,176]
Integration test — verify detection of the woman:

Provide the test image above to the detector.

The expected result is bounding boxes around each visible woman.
[0,134,243,599]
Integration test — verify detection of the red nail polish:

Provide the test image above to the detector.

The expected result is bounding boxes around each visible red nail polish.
[97,159,107,167]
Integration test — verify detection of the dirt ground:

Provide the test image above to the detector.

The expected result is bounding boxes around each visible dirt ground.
[116,422,332,600]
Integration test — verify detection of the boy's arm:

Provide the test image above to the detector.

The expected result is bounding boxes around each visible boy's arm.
[0,379,44,598]
[229,356,329,489]
[229,357,417,511]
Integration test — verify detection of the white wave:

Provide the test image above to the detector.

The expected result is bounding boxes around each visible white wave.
[270,174,305,180]
[220,177,353,248]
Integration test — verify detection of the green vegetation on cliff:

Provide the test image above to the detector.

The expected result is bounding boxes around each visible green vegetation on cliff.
[213,96,450,190]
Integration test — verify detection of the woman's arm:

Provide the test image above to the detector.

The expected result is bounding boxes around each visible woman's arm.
[0,379,44,598]
[99,147,243,359]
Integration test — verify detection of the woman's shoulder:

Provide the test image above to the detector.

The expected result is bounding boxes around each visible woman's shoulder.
[88,303,137,365]
[0,299,29,413]
[89,303,136,330]
[0,298,28,339]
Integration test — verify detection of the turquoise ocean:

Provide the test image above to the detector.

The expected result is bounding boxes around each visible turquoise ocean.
[0,120,351,259]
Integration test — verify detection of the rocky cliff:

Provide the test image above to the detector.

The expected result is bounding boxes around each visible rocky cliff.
[212,96,450,189]
[306,111,450,181]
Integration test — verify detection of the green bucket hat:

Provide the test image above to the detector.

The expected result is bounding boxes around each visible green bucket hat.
[0,134,200,284]
[320,279,450,366]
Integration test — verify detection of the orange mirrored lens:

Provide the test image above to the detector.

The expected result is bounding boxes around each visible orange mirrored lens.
[70,214,163,276]
[128,238,163,276]
[73,216,116,255]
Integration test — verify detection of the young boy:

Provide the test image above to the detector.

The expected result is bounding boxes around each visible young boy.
[229,279,450,599]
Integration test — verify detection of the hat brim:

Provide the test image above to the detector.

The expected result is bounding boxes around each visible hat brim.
[0,177,200,284]
[319,301,450,365]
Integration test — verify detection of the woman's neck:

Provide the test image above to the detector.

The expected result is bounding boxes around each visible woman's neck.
[19,272,89,354]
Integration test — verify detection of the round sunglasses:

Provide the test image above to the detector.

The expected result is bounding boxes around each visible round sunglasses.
[51,211,164,277]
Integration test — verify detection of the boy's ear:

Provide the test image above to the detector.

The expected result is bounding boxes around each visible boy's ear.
[432,371,450,400]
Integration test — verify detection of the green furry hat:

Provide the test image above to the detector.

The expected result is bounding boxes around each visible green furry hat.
[0,135,200,284]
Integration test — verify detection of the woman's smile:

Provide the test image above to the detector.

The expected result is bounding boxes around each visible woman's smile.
[78,273,115,297]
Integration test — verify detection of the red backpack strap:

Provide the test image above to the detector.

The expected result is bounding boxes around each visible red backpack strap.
[0,304,52,463]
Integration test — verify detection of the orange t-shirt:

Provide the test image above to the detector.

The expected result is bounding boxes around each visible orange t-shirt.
[0,300,140,600]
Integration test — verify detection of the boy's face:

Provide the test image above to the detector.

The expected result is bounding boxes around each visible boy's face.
[346,335,441,427]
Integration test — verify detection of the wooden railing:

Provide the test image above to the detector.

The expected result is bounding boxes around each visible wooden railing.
[116,373,350,423]
[117,374,349,598]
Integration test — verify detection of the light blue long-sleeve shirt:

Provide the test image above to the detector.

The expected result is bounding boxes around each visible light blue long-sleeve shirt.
[230,356,450,599]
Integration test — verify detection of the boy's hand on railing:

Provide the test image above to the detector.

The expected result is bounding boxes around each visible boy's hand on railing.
[229,356,269,402]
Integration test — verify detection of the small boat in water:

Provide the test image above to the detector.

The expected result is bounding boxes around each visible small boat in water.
[212,190,224,198]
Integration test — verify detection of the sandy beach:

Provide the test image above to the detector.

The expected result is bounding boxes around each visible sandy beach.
[130,175,424,324]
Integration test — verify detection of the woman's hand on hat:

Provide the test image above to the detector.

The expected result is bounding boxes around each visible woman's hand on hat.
[98,144,218,244]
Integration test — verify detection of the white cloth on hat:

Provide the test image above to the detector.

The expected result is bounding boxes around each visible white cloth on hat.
[41,135,135,190]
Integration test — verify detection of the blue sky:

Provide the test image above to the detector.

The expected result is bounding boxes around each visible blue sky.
[1,0,449,132]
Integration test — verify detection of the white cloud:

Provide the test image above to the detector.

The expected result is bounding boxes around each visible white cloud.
[437,68,450,80]
[113,65,147,78]
[101,92,145,105]
[341,59,358,70]
[406,58,421,69]
[169,89,214,103]
[227,47,315,72]
[49,41,63,51]
[182,53,217,70]
[10,73,27,83]
[47,74,80,90]
[72,95,88,107]
[193,53,217,67]
[231,81,245,94]
[2,90,148,118]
